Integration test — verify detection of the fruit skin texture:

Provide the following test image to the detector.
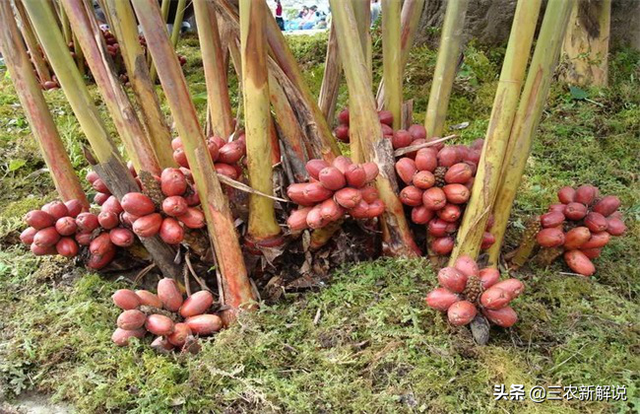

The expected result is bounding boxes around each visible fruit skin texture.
[413,171,436,190]
[563,227,591,250]
[345,164,367,188]
[399,186,423,207]
[415,148,438,172]
[34,227,61,248]
[177,208,206,229]
[160,218,185,245]
[56,238,79,257]
[482,307,518,327]
[580,231,610,249]
[478,268,500,289]
[395,158,417,185]
[564,202,588,221]
[411,206,434,224]
[179,290,214,318]
[25,210,55,230]
[110,228,135,247]
[42,201,69,219]
[55,217,78,236]
[90,232,114,256]
[98,211,120,230]
[133,213,163,237]
[423,187,447,210]
[432,236,454,255]
[20,227,38,245]
[157,278,184,311]
[454,255,479,277]
[112,328,146,346]
[185,314,223,335]
[117,309,147,330]
[447,301,477,326]
[318,167,346,190]
[135,290,163,308]
[112,289,141,310]
[564,250,596,276]
[540,211,565,228]
[575,185,598,205]
[480,287,511,310]
[557,186,576,204]
[31,244,56,256]
[162,196,189,217]
[444,163,472,184]
[304,182,334,203]
[87,249,116,270]
[584,212,608,233]
[593,195,621,217]
[438,267,468,293]
[121,192,156,216]
[443,184,469,204]
[145,314,175,336]
[536,227,565,248]
[425,288,460,311]
[287,208,311,231]
[161,168,188,196]
[76,212,100,233]
[606,218,626,236]
[168,323,192,346]
[437,204,461,223]
[335,188,362,209]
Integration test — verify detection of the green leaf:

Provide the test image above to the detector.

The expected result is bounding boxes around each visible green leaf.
[192,91,207,105]
[8,159,26,172]
[569,86,588,100]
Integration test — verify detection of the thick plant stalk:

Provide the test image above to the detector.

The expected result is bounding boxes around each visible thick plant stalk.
[132,0,256,310]
[487,0,575,267]
[330,0,420,257]
[104,0,175,169]
[423,0,469,138]
[193,0,234,139]
[62,0,162,176]
[256,2,341,161]
[449,0,542,263]
[170,0,187,48]
[318,22,341,122]
[0,1,87,207]
[58,2,72,45]
[352,0,372,76]
[14,0,52,84]
[23,0,180,279]
[376,0,425,109]
[148,0,172,83]
[561,0,611,86]
[239,0,281,245]
[381,0,402,130]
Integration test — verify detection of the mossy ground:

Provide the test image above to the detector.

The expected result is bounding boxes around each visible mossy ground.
[0,33,639,413]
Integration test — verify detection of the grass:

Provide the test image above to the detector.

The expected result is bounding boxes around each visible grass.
[1,33,639,413]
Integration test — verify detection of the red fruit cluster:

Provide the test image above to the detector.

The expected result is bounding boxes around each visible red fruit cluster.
[395,139,493,255]
[21,199,85,257]
[111,278,221,352]
[124,167,208,245]
[286,156,384,230]
[333,108,428,150]
[425,255,523,328]
[172,134,245,180]
[536,185,626,276]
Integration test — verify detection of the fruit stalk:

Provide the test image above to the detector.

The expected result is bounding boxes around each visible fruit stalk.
[193,0,234,139]
[423,0,470,139]
[450,0,542,263]
[148,0,172,83]
[13,0,53,83]
[62,0,162,176]
[318,22,341,122]
[132,0,256,310]
[104,0,176,168]
[487,0,575,267]
[330,0,420,257]
[381,0,403,130]
[23,0,181,279]
[0,0,88,206]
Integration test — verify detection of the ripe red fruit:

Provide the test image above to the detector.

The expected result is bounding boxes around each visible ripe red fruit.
[392,130,413,149]
[349,200,371,219]
[168,323,192,347]
[25,210,55,230]
[185,314,223,335]
[92,178,110,193]
[481,232,496,249]
[564,202,588,221]
[110,228,135,247]
[288,183,313,206]
[580,231,610,249]
[111,328,145,347]
[101,196,123,214]
[135,290,162,308]
[287,208,311,231]
[395,158,417,185]
[177,208,206,229]
[56,237,79,257]
[423,187,447,210]
[306,204,327,229]
[86,170,99,183]
[447,301,477,326]
[437,146,460,167]
[580,248,602,259]
[427,218,448,237]
[160,218,185,244]
[133,213,163,237]
[75,232,93,246]
[305,159,330,180]
[338,108,350,125]
[478,268,500,289]
[304,182,334,203]
[606,217,626,236]
[20,227,38,245]
[319,167,346,190]
[584,212,608,233]
[334,124,350,142]
[437,204,461,222]
[438,267,467,293]
[540,211,565,228]
[94,192,110,206]
[574,185,598,206]
[367,200,385,218]
[112,289,141,310]
[414,148,438,172]
[207,138,219,161]
[332,156,353,174]
[121,192,156,216]
[64,199,84,217]
[381,123,394,137]
[362,162,379,183]
[399,186,423,207]
[320,198,345,222]
[345,164,367,188]
[117,309,147,330]
[161,168,188,196]
[179,290,214,318]
[408,124,427,140]
[425,288,460,311]
[217,141,245,164]
[592,195,621,217]
[173,148,189,168]
[536,227,565,247]
[335,187,363,209]
[454,255,479,277]
[90,232,115,256]
[98,211,120,230]
[557,186,576,204]
[411,206,434,224]
[493,279,525,298]
[30,243,56,256]
[444,163,472,184]
[162,196,189,217]
[482,306,517,327]
[480,287,511,310]
[563,226,591,250]
[33,227,61,247]
[42,201,69,219]
[214,163,240,179]
[158,278,183,311]
[55,216,77,236]
[442,184,469,204]
[146,314,175,336]
[359,186,379,203]
[564,250,595,276]
[171,136,183,150]
[378,110,394,126]
[413,170,436,190]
